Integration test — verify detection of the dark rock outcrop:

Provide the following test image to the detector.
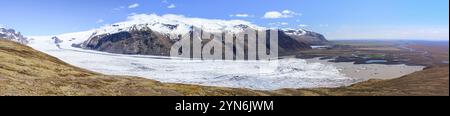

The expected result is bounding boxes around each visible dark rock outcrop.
[0,28,28,44]
[52,36,63,49]
[277,30,312,53]
[80,29,175,56]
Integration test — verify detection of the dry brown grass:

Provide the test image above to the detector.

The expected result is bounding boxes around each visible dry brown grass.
[407,44,449,66]
[277,66,449,96]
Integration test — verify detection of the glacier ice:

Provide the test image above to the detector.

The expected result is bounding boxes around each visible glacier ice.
[28,35,356,90]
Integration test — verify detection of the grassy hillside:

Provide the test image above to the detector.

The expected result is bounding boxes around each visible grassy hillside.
[0,39,274,96]
[0,39,448,96]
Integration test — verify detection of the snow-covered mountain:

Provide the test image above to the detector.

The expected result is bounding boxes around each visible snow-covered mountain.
[91,14,265,39]
[28,14,328,56]
[85,14,325,42]
[0,27,29,44]
[66,14,327,56]
[283,29,330,45]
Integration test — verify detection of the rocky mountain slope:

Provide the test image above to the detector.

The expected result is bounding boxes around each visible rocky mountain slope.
[78,28,176,56]
[0,27,28,44]
[284,29,329,45]
[1,39,447,96]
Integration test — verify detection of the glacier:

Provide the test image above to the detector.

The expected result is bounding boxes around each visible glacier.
[28,33,356,90]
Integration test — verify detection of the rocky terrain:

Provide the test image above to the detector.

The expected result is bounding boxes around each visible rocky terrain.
[0,27,28,44]
[1,39,447,96]
[79,28,175,56]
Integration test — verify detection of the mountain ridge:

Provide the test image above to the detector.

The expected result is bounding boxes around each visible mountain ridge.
[0,27,29,44]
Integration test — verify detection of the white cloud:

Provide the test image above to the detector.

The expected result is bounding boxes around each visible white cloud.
[167,4,176,9]
[162,0,176,9]
[129,12,138,16]
[264,11,283,19]
[268,22,289,28]
[113,6,125,11]
[230,14,252,18]
[299,24,308,27]
[128,3,140,9]
[318,24,329,27]
[263,10,301,19]
[235,14,249,17]
[162,0,169,4]
[96,19,104,23]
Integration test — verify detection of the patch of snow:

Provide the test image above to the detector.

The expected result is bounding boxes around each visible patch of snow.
[283,28,307,36]
[28,30,95,50]
[0,24,6,29]
[92,14,266,39]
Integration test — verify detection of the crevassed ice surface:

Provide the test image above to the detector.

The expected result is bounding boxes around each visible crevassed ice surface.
[28,34,356,90]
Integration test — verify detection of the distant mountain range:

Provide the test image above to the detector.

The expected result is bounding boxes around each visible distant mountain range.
[3,14,329,56]
[0,27,28,44]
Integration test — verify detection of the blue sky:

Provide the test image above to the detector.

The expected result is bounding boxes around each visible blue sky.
[0,0,448,40]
